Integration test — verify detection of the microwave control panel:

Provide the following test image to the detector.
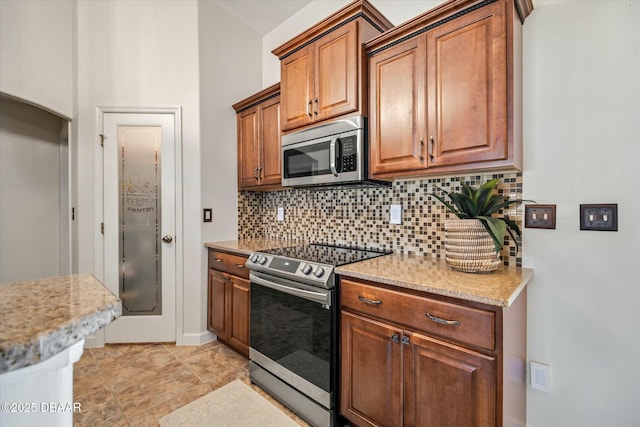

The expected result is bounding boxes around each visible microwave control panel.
[340,136,357,172]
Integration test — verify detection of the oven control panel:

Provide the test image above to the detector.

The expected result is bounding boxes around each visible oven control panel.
[246,253,334,288]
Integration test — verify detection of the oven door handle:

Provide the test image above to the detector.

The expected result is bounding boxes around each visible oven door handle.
[250,273,331,306]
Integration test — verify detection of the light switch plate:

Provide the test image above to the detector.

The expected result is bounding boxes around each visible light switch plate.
[203,208,212,223]
[525,204,556,229]
[530,361,551,392]
[390,204,402,225]
[277,206,285,222]
[580,204,617,231]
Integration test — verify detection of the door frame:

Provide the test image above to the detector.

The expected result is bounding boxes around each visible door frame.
[90,106,183,347]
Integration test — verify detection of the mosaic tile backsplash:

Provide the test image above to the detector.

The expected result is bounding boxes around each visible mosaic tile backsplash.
[239,172,523,267]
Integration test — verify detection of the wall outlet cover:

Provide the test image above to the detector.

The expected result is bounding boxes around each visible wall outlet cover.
[277,206,285,221]
[390,204,402,225]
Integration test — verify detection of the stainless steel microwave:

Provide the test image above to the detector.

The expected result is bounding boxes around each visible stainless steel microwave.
[281,116,389,188]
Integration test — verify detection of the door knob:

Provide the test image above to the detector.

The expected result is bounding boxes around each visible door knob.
[162,235,173,243]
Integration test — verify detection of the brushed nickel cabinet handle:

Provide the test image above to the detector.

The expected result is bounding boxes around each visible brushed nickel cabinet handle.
[358,295,382,305]
[213,258,223,263]
[428,136,435,162]
[418,138,424,163]
[307,100,313,118]
[235,264,245,268]
[425,311,460,326]
[314,97,318,116]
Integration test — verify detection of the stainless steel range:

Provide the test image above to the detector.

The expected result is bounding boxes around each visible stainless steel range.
[246,244,389,427]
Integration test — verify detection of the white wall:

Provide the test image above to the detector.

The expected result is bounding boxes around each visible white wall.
[262,0,442,87]
[0,99,66,282]
[75,0,202,343]
[0,0,73,118]
[197,0,263,342]
[523,1,640,426]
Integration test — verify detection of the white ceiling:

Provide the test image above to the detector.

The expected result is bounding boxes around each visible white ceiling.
[214,0,313,35]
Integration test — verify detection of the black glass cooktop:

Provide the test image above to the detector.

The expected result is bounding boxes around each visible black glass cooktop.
[261,244,390,267]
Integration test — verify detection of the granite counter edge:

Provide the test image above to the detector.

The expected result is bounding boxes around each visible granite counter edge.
[336,268,534,308]
[0,299,122,374]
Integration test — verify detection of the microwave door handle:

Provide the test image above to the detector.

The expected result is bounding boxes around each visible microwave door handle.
[330,138,339,177]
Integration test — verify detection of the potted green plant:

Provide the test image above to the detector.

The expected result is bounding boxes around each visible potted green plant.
[429,178,524,273]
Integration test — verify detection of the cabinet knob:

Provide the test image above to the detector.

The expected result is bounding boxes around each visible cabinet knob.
[391,333,399,343]
[162,235,173,243]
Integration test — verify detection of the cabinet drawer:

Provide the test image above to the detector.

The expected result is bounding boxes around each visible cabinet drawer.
[208,250,249,279]
[340,279,495,351]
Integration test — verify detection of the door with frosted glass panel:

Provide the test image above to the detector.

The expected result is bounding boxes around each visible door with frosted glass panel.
[102,112,176,343]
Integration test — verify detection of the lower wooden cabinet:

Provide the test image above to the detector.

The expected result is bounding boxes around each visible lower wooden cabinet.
[207,249,250,357]
[340,277,525,427]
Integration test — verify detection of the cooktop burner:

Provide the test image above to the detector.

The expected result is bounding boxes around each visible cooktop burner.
[260,244,389,266]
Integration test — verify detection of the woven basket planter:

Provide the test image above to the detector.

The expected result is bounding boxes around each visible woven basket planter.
[444,219,501,273]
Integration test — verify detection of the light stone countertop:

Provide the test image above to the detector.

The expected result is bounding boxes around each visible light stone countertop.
[336,253,533,307]
[203,239,532,307]
[0,273,122,373]
[204,238,302,256]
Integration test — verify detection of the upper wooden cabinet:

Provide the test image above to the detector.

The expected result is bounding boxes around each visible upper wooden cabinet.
[273,0,393,133]
[233,83,281,190]
[367,0,531,179]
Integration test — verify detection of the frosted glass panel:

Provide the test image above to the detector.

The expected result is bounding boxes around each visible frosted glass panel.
[118,126,161,316]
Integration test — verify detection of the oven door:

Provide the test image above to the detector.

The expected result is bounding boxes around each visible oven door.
[249,271,335,409]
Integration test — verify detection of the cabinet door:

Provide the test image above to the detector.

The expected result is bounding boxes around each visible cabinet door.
[208,269,228,341]
[259,95,281,186]
[403,331,496,427]
[237,107,259,188]
[426,1,507,168]
[315,19,358,122]
[228,276,250,357]
[369,36,427,177]
[281,46,314,132]
[341,311,402,427]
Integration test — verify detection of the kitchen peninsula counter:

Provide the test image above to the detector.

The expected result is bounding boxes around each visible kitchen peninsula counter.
[336,253,533,307]
[0,273,121,373]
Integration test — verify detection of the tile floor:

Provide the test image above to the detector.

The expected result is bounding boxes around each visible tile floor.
[73,341,309,427]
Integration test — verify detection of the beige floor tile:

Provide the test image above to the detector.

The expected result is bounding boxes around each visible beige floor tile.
[115,362,204,417]
[73,387,129,427]
[74,342,308,427]
[181,343,247,382]
[124,383,211,427]
[162,340,221,359]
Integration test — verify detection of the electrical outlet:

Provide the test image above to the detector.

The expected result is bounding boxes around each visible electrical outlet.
[525,204,556,229]
[580,204,617,231]
[530,361,551,392]
[277,207,284,222]
[390,204,402,225]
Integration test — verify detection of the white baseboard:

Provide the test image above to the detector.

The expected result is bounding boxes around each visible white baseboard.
[180,331,216,346]
[83,329,105,348]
